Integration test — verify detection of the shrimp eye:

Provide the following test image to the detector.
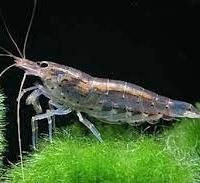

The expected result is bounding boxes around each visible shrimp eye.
[40,61,49,68]
[187,104,193,112]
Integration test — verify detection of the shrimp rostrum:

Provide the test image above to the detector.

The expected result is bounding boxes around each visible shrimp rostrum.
[1,2,200,150]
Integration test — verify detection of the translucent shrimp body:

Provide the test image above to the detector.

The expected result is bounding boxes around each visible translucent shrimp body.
[13,58,200,145]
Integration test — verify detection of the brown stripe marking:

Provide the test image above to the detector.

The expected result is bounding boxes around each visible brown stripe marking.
[77,80,90,94]
[91,78,154,100]
[45,66,154,99]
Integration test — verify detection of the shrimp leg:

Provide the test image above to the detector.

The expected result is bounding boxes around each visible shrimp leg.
[48,102,56,130]
[128,113,163,126]
[26,89,45,146]
[48,100,69,130]
[19,87,43,144]
[25,86,56,146]
[18,86,39,100]
[76,111,103,143]
[26,89,43,113]
[31,107,72,149]
[47,100,71,140]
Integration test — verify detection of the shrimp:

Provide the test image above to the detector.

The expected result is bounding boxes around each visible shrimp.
[1,0,200,146]
[2,52,200,145]
[1,1,200,180]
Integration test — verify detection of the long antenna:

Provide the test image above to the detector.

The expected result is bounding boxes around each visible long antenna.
[0,45,15,56]
[17,73,27,181]
[0,54,16,59]
[1,16,23,58]
[23,0,37,59]
[0,64,16,78]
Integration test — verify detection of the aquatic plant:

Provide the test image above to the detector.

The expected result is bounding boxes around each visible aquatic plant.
[6,117,200,183]
[0,92,6,175]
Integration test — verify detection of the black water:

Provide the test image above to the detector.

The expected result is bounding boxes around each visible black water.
[0,0,200,165]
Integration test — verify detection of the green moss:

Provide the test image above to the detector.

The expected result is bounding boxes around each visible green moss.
[163,118,200,181]
[7,122,194,183]
[0,92,6,175]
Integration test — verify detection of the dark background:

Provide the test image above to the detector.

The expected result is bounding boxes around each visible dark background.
[0,0,200,164]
